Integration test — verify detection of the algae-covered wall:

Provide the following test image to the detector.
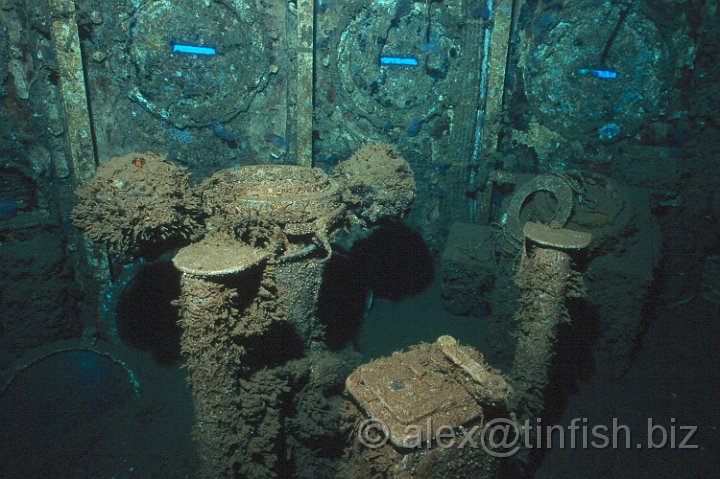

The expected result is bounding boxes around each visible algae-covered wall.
[0,1,90,368]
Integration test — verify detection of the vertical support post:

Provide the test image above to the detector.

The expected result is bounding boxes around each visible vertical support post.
[450,0,486,225]
[510,223,591,422]
[49,0,96,180]
[49,0,110,333]
[480,0,514,153]
[474,0,517,224]
[296,0,314,167]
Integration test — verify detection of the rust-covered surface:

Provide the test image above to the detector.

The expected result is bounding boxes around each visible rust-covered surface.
[346,335,510,449]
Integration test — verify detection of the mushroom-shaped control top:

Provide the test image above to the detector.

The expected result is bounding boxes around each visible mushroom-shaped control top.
[523,222,592,250]
[173,235,271,277]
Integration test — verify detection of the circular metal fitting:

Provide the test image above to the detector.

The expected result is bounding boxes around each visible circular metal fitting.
[506,175,575,242]
[201,165,343,227]
[333,1,461,130]
[130,0,269,128]
[523,0,674,140]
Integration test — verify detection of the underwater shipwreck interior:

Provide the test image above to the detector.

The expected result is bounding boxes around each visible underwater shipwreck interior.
[1,0,720,477]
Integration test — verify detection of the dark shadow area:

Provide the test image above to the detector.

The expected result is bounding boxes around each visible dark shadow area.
[0,167,37,217]
[216,263,306,368]
[317,252,370,351]
[523,298,600,477]
[350,220,435,301]
[117,261,183,365]
[220,262,264,310]
[133,234,197,263]
[241,321,306,370]
[548,299,600,393]
[318,220,435,350]
[629,267,663,365]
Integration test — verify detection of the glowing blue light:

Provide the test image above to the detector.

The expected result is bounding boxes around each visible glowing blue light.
[578,68,618,79]
[172,44,217,56]
[380,56,418,66]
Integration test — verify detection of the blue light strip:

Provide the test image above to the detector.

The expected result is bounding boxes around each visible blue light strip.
[172,44,217,56]
[578,68,618,79]
[380,56,418,66]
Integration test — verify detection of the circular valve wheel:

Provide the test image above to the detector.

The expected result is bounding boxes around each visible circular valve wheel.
[334,1,461,130]
[523,1,675,141]
[130,0,269,128]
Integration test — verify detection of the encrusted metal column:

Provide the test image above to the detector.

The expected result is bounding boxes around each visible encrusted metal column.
[172,262,271,479]
[510,222,591,419]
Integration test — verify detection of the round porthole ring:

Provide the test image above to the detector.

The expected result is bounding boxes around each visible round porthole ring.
[505,175,575,242]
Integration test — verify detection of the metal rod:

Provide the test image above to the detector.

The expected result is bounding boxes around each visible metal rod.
[296,0,314,167]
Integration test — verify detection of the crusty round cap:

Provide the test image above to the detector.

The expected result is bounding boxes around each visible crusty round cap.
[173,236,270,276]
[523,222,592,250]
